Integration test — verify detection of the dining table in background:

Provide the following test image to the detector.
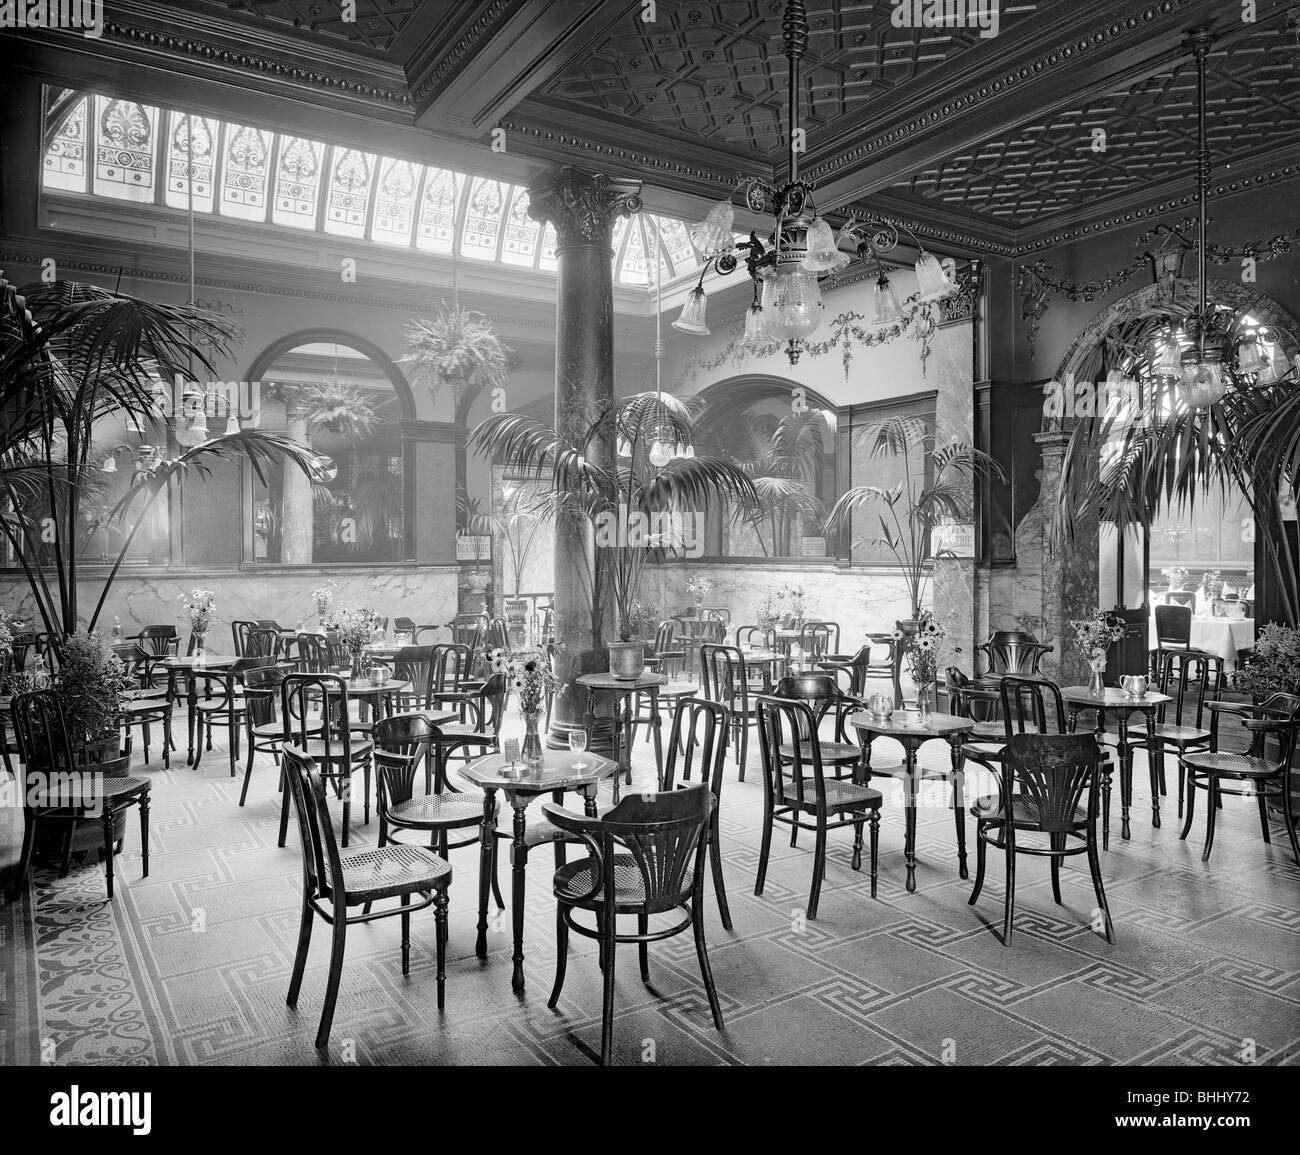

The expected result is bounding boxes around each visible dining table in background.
[576,671,669,783]
[849,710,974,893]
[1061,685,1171,843]
[462,750,619,992]
[159,654,241,765]
[737,648,786,690]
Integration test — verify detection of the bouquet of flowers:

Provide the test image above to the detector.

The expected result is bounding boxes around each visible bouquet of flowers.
[311,579,339,628]
[1160,566,1189,590]
[685,574,712,608]
[489,648,558,717]
[1202,569,1224,600]
[333,602,380,657]
[1070,608,1125,665]
[753,594,782,633]
[1234,623,1300,700]
[179,588,217,638]
[894,612,947,694]
[779,583,809,625]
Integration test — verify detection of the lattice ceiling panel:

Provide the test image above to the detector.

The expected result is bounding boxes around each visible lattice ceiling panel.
[541,0,1065,158]
[892,28,1300,224]
[219,0,422,51]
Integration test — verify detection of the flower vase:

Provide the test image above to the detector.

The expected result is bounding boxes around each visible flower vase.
[193,632,207,664]
[522,712,544,768]
[1088,656,1106,695]
[916,683,933,723]
[350,652,364,680]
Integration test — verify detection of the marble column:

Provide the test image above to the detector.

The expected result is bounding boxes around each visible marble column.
[528,167,642,747]
[1033,429,1098,684]
[281,401,313,564]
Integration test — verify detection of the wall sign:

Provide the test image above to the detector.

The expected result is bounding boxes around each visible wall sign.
[934,522,976,559]
[456,535,491,562]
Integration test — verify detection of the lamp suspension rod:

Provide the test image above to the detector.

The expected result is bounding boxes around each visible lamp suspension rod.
[1192,28,1212,347]
[654,217,663,399]
[783,0,807,189]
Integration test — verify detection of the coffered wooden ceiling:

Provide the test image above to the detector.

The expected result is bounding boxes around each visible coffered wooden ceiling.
[9,0,1298,257]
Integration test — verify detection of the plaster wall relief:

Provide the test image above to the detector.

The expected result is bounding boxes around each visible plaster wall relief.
[0,569,460,655]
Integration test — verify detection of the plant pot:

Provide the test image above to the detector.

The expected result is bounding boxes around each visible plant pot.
[607,641,645,681]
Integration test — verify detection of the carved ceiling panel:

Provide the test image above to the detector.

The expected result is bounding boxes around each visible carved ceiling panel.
[218,0,423,52]
[891,24,1300,226]
[539,0,1064,159]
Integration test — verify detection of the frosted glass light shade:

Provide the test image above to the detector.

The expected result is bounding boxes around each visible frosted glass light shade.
[915,250,958,301]
[873,275,903,325]
[689,200,735,255]
[764,267,822,341]
[672,287,710,335]
[740,303,768,351]
[802,217,848,272]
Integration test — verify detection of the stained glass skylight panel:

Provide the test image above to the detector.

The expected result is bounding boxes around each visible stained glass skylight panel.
[92,96,158,201]
[656,216,697,277]
[164,111,218,212]
[619,217,648,285]
[461,177,505,258]
[539,222,559,271]
[372,156,418,245]
[501,186,541,267]
[272,136,325,228]
[416,168,460,253]
[324,147,376,238]
[43,95,87,192]
[220,123,272,222]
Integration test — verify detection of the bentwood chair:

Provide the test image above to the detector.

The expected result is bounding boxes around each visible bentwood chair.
[1127,650,1220,818]
[734,624,774,651]
[246,627,281,660]
[968,732,1114,945]
[7,690,151,902]
[700,643,759,780]
[799,621,834,663]
[864,631,905,708]
[367,714,504,915]
[278,674,375,849]
[237,665,296,807]
[280,745,451,1049]
[661,696,732,929]
[295,632,332,674]
[390,645,437,712]
[945,666,1006,771]
[646,622,685,680]
[772,673,864,781]
[543,785,723,1066]
[816,643,873,697]
[193,656,275,778]
[1150,605,1219,689]
[1180,693,1300,865]
[430,672,509,763]
[231,620,257,657]
[976,630,1054,678]
[755,695,882,919]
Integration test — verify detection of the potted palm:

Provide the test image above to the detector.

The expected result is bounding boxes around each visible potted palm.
[470,390,756,684]
[825,415,1005,623]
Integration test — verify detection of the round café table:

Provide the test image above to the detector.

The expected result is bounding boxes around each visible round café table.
[576,671,669,784]
[849,710,974,893]
[1061,685,1171,843]
[159,655,241,765]
[462,750,618,991]
[739,648,786,690]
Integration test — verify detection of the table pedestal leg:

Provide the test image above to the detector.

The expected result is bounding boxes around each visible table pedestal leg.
[1118,731,1133,841]
[650,688,663,785]
[475,789,497,959]
[904,748,919,894]
[1101,760,1112,851]
[1146,712,1161,829]
[186,675,198,765]
[950,738,968,880]
[510,800,528,991]
[621,696,634,786]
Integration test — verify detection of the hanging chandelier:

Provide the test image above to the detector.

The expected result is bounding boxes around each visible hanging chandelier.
[1150,28,1288,408]
[675,0,963,365]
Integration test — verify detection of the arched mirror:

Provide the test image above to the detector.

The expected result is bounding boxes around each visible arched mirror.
[248,340,408,564]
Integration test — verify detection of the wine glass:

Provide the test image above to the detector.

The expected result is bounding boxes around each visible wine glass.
[503,738,521,769]
[569,729,588,769]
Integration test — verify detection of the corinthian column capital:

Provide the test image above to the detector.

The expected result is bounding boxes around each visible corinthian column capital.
[528,166,642,254]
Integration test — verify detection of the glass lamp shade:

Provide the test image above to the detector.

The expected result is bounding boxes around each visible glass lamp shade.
[1151,331,1185,379]
[672,287,710,335]
[176,390,209,446]
[101,453,118,474]
[764,267,823,342]
[689,200,735,255]
[1235,333,1267,378]
[914,250,958,301]
[648,439,675,468]
[1180,352,1226,408]
[739,303,769,352]
[802,218,848,273]
[224,413,241,436]
[616,436,633,458]
[873,275,903,325]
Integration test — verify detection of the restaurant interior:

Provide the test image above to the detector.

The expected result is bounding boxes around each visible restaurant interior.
[1,0,1297,1073]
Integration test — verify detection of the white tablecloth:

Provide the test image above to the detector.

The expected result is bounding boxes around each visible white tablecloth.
[1152,612,1254,667]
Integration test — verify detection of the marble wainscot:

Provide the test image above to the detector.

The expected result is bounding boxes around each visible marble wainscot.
[0,566,460,654]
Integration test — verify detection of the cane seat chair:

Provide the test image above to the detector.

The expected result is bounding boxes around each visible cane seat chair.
[976,630,1054,678]
[280,745,450,1049]
[1150,605,1219,690]
[968,732,1114,945]
[816,643,873,697]
[7,690,150,902]
[771,673,863,779]
[645,622,685,680]
[799,621,833,663]
[389,645,438,712]
[734,624,774,651]
[754,696,881,920]
[1180,693,1300,865]
[543,784,724,1066]
[231,620,257,657]
[699,643,759,780]
[1127,650,1219,819]
[246,627,281,660]
[661,696,732,929]
[864,631,905,708]
[945,667,1005,772]
[237,665,303,807]
[277,674,374,849]
[192,656,275,778]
